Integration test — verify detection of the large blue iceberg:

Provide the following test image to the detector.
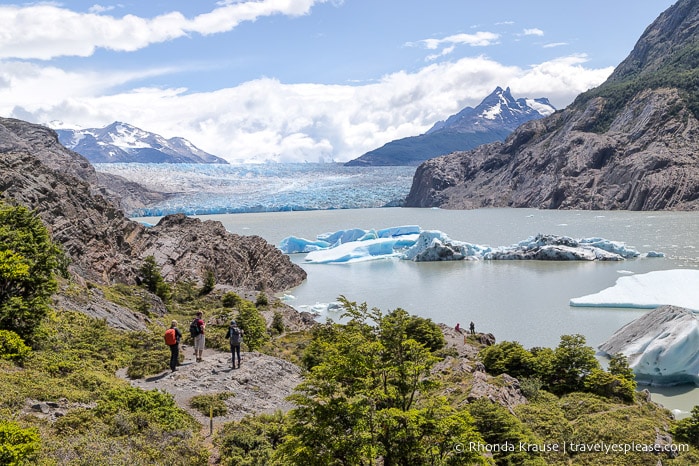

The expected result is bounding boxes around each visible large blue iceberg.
[278,227,657,264]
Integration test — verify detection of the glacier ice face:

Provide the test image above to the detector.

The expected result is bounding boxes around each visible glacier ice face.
[599,305,699,386]
[279,227,651,265]
[94,163,416,216]
[570,269,699,311]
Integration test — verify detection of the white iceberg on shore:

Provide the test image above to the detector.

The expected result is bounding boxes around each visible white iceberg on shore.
[570,270,699,311]
[599,305,699,386]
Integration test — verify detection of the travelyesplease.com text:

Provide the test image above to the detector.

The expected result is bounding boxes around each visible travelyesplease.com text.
[453,441,689,455]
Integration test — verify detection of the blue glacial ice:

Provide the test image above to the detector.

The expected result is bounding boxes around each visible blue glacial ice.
[94,163,416,216]
[279,227,656,264]
[571,269,699,311]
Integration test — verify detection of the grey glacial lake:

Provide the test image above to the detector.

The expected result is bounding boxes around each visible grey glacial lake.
[136,207,699,416]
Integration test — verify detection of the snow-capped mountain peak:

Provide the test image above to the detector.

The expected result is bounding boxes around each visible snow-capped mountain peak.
[52,121,228,164]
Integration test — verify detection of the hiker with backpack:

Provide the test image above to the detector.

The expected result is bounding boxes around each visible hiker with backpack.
[190,311,206,362]
[225,320,244,369]
[164,320,182,372]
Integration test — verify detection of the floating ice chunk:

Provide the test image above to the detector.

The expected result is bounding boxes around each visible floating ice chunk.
[377,225,421,237]
[304,235,420,264]
[278,236,331,253]
[317,228,370,245]
[485,234,634,261]
[401,231,490,262]
[570,270,699,310]
[645,251,665,258]
[599,305,699,386]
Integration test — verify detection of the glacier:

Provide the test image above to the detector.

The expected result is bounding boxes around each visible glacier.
[93,163,415,216]
[599,305,699,386]
[570,269,699,311]
[279,227,655,264]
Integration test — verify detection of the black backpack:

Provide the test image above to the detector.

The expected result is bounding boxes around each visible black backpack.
[229,326,243,345]
[189,319,201,338]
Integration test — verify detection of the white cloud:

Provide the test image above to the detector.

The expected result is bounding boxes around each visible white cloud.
[523,28,544,36]
[411,31,500,50]
[3,54,612,163]
[544,42,568,48]
[0,0,326,59]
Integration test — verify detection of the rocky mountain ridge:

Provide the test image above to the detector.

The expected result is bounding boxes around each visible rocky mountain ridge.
[0,117,306,301]
[345,87,554,166]
[405,0,699,211]
[54,121,228,164]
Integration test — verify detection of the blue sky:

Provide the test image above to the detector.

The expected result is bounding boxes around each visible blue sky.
[0,0,677,162]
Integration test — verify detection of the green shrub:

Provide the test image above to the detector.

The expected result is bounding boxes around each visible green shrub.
[199,270,216,296]
[255,292,268,307]
[270,311,285,335]
[189,392,234,417]
[237,300,269,351]
[0,329,31,363]
[0,420,40,465]
[216,411,287,466]
[95,386,198,433]
[222,292,242,308]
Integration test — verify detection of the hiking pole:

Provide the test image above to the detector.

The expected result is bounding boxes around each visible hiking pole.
[210,405,213,436]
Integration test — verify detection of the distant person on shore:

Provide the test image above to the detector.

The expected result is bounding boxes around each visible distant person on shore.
[225,320,245,369]
[469,321,476,335]
[190,311,206,362]
[164,320,182,372]
[455,322,462,334]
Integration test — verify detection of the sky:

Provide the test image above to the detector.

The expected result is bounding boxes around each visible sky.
[0,0,678,163]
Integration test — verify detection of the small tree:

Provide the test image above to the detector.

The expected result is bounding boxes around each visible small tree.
[0,202,67,341]
[237,300,268,351]
[673,405,699,447]
[549,334,599,394]
[199,269,216,296]
[139,255,170,303]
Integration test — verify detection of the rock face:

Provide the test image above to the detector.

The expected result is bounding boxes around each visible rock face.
[598,305,699,386]
[0,117,306,294]
[405,0,699,211]
[345,87,554,167]
[120,349,303,426]
[0,117,173,213]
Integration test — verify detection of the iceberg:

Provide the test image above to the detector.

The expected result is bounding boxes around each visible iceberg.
[402,230,492,262]
[599,305,699,386]
[570,269,699,310]
[278,236,331,253]
[304,235,419,264]
[485,234,638,261]
[281,227,653,265]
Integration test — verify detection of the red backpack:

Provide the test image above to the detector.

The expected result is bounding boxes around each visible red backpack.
[164,328,177,345]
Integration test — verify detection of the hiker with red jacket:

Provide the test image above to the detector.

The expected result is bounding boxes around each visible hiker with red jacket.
[164,320,182,372]
[190,311,206,362]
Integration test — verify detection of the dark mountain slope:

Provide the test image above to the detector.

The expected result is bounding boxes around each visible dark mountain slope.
[405,0,699,211]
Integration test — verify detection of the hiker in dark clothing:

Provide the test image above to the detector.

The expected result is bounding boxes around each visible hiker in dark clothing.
[166,320,182,372]
[225,320,244,369]
[469,321,476,335]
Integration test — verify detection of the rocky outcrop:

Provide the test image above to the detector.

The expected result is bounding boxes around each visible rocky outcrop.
[120,350,303,426]
[599,305,699,386]
[0,117,306,295]
[405,0,699,211]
